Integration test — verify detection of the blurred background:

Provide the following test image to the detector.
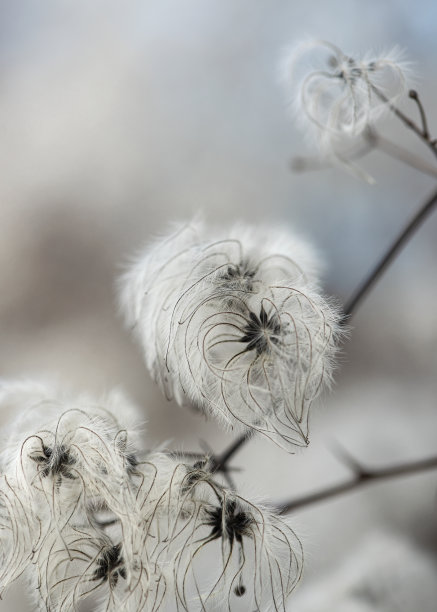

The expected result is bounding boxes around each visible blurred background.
[0,1,436,609]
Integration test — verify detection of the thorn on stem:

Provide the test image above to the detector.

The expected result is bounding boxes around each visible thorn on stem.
[330,441,367,477]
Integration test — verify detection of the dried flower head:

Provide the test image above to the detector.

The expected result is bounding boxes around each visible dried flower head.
[283,39,409,153]
[0,380,142,609]
[123,453,303,611]
[0,379,303,610]
[119,221,342,450]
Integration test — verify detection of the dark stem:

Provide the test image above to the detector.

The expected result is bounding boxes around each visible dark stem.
[372,85,437,160]
[409,89,430,139]
[211,431,253,472]
[343,186,437,318]
[277,453,437,514]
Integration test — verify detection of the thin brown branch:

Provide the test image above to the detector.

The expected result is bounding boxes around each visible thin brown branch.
[277,453,437,514]
[211,431,254,473]
[372,85,437,160]
[409,89,430,139]
[343,186,437,318]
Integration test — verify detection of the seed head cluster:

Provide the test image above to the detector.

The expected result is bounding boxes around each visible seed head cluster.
[0,379,303,611]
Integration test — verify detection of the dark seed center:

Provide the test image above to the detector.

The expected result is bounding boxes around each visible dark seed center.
[240,306,281,355]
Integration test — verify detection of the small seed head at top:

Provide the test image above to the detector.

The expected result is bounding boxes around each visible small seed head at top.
[282,39,410,153]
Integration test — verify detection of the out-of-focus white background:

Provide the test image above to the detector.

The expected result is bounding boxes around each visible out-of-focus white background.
[1,1,436,610]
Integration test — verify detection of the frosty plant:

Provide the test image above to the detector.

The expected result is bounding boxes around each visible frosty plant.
[1,39,437,612]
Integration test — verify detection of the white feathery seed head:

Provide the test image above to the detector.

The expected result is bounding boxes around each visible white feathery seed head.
[282,39,410,152]
[119,220,342,450]
[0,381,141,517]
[0,380,143,607]
[119,453,303,611]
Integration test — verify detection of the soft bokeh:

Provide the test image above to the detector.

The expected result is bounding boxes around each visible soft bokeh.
[0,1,436,609]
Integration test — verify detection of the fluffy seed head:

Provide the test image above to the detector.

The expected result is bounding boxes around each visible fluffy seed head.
[124,453,303,611]
[119,221,342,450]
[0,380,143,608]
[282,39,410,153]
